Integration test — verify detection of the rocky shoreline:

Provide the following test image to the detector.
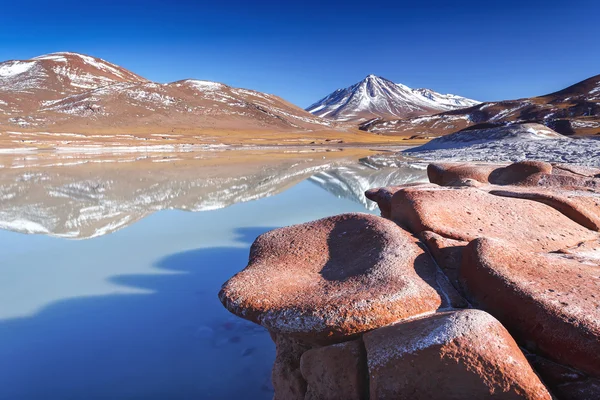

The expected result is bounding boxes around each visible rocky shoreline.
[219,160,600,399]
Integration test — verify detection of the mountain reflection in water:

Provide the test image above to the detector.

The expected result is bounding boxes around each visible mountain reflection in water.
[0,147,426,239]
[0,146,429,400]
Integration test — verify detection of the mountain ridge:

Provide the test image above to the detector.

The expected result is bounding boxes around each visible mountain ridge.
[0,52,343,134]
[361,74,600,137]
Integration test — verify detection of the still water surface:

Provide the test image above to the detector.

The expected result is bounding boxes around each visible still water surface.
[0,148,425,399]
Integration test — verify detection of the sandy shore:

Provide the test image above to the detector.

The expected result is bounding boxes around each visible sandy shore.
[0,127,428,153]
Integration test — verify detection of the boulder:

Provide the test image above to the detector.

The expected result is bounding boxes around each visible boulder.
[427,163,496,186]
[364,183,435,218]
[488,161,553,185]
[512,172,599,189]
[389,185,596,252]
[219,213,454,343]
[300,339,367,400]
[364,186,405,218]
[363,309,551,399]
[488,187,600,231]
[552,163,600,178]
[424,161,599,189]
[461,238,600,377]
[271,334,312,400]
[419,230,468,291]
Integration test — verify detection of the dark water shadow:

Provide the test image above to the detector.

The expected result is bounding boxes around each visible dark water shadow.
[0,227,277,400]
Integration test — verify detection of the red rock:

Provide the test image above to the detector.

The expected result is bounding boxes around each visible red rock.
[389,185,597,252]
[520,172,599,189]
[365,183,440,218]
[300,339,366,400]
[488,187,600,231]
[461,238,600,377]
[219,213,452,343]
[419,230,468,291]
[553,163,600,178]
[365,186,405,218]
[488,161,553,185]
[271,334,311,400]
[424,161,599,190]
[427,163,496,186]
[363,309,551,400]
[555,239,600,263]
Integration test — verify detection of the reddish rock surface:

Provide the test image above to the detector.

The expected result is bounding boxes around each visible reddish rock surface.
[389,186,596,252]
[271,334,312,400]
[488,187,600,231]
[556,239,600,264]
[219,213,451,343]
[365,185,420,218]
[461,238,600,377]
[427,163,496,186]
[553,163,600,178]
[419,230,468,291]
[515,172,599,189]
[364,186,403,218]
[424,161,600,189]
[363,309,551,400]
[488,161,553,185]
[300,339,367,400]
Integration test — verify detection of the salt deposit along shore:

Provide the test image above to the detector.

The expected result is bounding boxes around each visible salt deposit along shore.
[403,123,600,167]
[219,159,600,399]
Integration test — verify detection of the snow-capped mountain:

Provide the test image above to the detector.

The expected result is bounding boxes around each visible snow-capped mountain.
[0,52,338,133]
[0,52,147,114]
[306,75,480,122]
[362,74,600,137]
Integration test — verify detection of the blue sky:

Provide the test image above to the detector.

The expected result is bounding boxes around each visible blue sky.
[0,0,598,107]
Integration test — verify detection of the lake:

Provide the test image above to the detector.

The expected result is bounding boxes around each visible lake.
[0,147,426,400]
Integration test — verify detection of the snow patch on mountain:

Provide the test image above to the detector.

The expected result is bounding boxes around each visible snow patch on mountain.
[0,61,35,78]
[185,80,226,91]
[0,52,147,96]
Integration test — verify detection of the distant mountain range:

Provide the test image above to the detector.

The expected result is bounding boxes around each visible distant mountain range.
[1,52,599,138]
[306,75,480,122]
[359,75,600,138]
[0,52,338,133]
